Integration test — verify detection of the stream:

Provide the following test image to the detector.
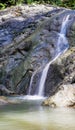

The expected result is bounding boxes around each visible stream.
[0,96,75,130]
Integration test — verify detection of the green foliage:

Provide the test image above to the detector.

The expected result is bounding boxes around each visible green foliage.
[63,0,75,9]
[0,0,75,9]
[26,0,33,4]
[16,0,24,4]
[0,3,6,9]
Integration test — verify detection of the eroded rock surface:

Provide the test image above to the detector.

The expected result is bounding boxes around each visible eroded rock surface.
[43,84,75,107]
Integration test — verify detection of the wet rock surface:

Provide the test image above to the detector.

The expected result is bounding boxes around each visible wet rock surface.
[43,47,75,107]
[0,4,75,107]
[44,47,75,96]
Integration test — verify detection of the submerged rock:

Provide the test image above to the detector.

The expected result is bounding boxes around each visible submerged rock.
[0,96,8,105]
[0,96,22,105]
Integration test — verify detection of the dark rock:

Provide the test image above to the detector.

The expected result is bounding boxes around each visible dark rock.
[16,69,33,95]
[0,84,15,95]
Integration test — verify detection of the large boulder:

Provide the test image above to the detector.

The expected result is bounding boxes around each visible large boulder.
[0,5,75,97]
[42,84,75,107]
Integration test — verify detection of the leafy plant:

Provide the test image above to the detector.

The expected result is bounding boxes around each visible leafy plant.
[0,0,75,9]
[0,3,6,9]
[26,0,33,4]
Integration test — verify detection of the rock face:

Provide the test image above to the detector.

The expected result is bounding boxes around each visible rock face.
[0,4,75,104]
[0,4,58,46]
[0,4,65,95]
[0,4,57,95]
[42,47,75,107]
[44,47,75,96]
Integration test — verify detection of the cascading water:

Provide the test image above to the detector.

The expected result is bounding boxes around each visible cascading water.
[37,15,70,96]
[37,53,61,96]
[28,15,70,98]
[56,15,70,55]
[28,71,37,95]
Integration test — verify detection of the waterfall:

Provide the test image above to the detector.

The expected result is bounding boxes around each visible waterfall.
[37,53,61,96]
[56,15,70,55]
[38,15,70,96]
[28,71,36,95]
[28,15,70,97]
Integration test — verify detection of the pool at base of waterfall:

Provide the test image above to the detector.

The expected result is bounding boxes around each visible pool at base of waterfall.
[0,96,75,130]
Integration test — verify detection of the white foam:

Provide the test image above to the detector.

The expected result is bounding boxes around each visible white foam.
[21,95,46,100]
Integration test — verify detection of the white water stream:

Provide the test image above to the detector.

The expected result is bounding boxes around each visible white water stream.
[28,71,37,95]
[38,15,70,96]
[28,15,70,97]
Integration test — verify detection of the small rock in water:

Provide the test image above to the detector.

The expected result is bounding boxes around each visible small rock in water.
[0,96,22,106]
[0,96,8,105]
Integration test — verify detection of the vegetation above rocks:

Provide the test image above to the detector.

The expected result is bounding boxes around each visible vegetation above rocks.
[0,0,75,9]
